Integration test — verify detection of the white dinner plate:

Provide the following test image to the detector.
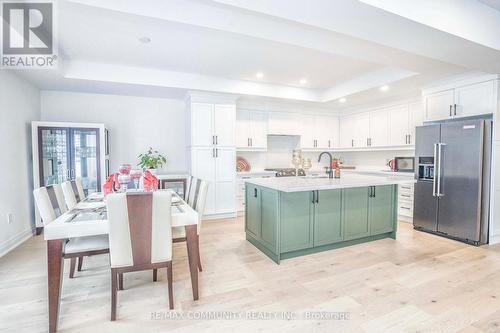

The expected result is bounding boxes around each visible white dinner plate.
[76,202,106,210]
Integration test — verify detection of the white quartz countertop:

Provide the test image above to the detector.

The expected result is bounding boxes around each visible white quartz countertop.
[245,173,416,192]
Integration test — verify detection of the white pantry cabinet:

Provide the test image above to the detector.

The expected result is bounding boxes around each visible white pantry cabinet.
[424,79,497,121]
[236,110,268,150]
[190,147,236,215]
[188,96,237,218]
[190,103,235,147]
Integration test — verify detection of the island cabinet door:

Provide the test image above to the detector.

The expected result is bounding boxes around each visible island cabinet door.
[245,185,261,239]
[280,191,314,253]
[369,185,396,235]
[343,187,370,241]
[314,189,342,246]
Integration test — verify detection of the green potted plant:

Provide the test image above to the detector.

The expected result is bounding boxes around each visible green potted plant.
[138,147,167,174]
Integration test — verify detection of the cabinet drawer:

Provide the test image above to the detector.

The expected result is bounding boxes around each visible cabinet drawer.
[398,192,413,201]
[398,203,413,217]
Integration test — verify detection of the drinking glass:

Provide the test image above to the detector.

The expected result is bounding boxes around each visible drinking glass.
[119,164,132,175]
[117,174,131,192]
[130,169,142,190]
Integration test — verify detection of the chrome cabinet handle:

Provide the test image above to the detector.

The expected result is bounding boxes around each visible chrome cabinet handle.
[432,143,437,197]
[454,104,457,116]
[328,140,331,148]
[408,134,411,145]
[250,138,252,147]
[215,135,218,145]
[449,105,452,117]
[212,135,215,145]
[351,139,354,147]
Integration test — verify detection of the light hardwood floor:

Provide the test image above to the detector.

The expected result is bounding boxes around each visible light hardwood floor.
[1,217,500,333]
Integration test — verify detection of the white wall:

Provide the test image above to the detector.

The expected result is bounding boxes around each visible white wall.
[41,91,187,173]
[0,71,40,256]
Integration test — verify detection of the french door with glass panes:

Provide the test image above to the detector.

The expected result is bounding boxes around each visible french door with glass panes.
[38,127,101,195]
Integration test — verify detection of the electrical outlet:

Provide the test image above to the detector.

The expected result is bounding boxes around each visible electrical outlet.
[7,213,13,224]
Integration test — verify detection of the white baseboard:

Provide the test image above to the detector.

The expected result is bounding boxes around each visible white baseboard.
[203,212,237,220]
[0,227,35,257]
[489,233,500,245]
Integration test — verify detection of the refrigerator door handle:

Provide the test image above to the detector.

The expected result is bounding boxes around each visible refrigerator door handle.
[437,143,446,197]
[432,143,438,197]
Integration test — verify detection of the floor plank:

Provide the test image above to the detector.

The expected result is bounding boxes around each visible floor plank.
[1,218,500,332]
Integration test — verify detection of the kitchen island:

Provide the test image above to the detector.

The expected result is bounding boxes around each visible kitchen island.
[245,174,415,264]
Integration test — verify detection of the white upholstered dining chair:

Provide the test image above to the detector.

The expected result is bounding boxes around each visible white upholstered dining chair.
[75,177,86,200]
[61,181,78,210]
[173,178,208,272]
[185,176,197,207]
[106,191,174,320]
[33,186,109,278]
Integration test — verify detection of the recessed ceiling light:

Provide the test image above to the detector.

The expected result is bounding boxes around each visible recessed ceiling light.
[299,78,307,85]
[138,36,151,44]
[380,85,389,92]
[339,97,347,103]
[256,72,264,79]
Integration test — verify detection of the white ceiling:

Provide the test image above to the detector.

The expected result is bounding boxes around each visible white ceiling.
[60,2,381,90]
[14,0,500,109]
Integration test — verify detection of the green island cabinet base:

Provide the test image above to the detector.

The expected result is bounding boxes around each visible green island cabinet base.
[245,184,398,264]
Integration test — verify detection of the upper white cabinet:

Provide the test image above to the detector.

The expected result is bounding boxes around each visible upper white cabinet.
[267,111,300,135]
[190,103,235,147]
[369,109,389,147]
[301,114,338,150]
[455,81,496,118]
[339,100,423,149]
[424,79,497,122]
[408,101,423,145]
[236,110,268,150]
[425,89,454,121]
[340,112,369,148]
[388,104,410,146]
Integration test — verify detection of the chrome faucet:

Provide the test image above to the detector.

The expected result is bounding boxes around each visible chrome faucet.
[318,152,334,179]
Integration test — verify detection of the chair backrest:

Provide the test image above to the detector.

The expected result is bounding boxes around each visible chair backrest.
[33,187,56,226]
[107,191,173,268]
[61,181,78,210]
[51,183,68,214]
[187,177,200,208]
[75,178,86,200]
[184,176,193,200]
[194,180,208,232]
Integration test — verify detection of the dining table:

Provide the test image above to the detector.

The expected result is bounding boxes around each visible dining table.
[44,190,200,333]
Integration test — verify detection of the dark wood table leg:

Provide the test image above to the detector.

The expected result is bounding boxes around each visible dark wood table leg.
[185,225,199,300]
[48,239,64,333]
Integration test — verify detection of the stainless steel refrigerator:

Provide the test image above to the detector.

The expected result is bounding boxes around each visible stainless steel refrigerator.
[413,118,492,245]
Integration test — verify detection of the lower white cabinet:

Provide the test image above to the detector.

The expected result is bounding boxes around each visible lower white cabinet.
[191,147,236,216]
[398,183,414,221]
[236,172,275,213]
